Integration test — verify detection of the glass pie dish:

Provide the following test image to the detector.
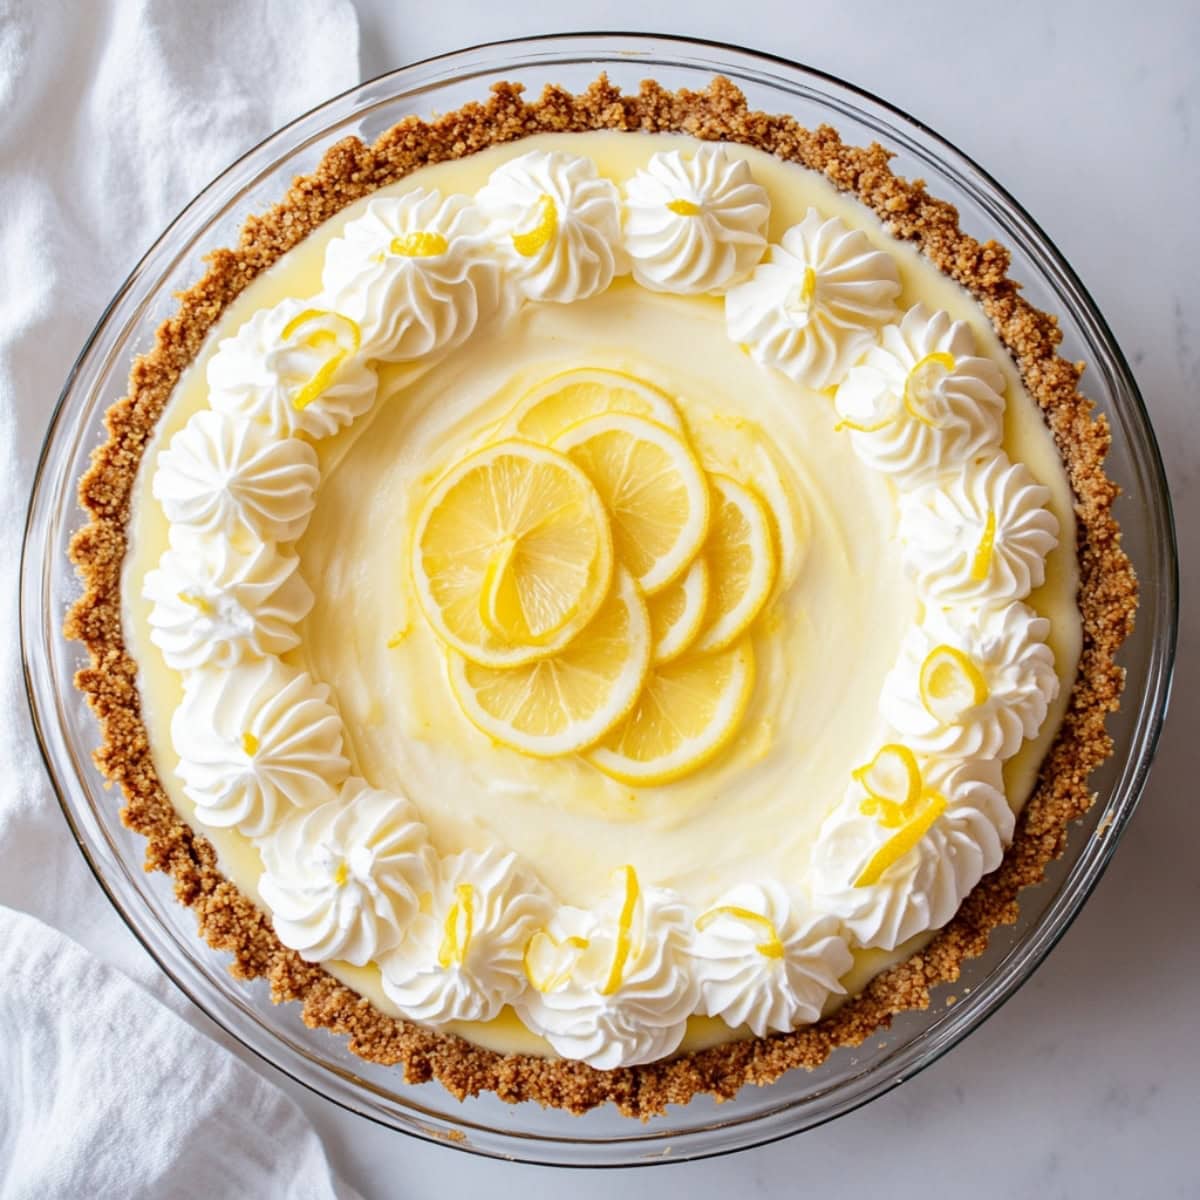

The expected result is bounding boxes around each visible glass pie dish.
[20,33,1178,1166]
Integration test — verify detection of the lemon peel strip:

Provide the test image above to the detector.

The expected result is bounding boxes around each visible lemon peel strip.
[970,509,997,582]
[666,198,702,216]
[903,351,956,426]
[695,905,784,960]
[600,865,640,996]
[437,883,476,968]
[388,232,448,257]
[852,743,922,826]
[280,309,363,412]
[918,644,989,722]
[854,792,947,887]
[523,931,589,993]
[512,195,557,258]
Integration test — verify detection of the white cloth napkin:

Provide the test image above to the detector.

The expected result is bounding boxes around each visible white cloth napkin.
[0,0,362,1194]
[0,910,357,1200]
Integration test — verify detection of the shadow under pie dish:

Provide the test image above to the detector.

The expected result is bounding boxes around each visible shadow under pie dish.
[50,46,1154,1135]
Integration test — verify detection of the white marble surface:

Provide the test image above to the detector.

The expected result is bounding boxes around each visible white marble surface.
[48,1,1200,1195]
[288,2,1198,1194]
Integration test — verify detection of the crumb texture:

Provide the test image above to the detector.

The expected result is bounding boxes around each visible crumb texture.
[65,76,1136,1119]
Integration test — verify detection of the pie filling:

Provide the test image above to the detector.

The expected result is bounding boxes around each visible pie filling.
[121,132,1081,1067]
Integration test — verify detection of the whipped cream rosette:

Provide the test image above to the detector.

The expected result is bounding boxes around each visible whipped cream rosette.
[322,189,506,362]
[152,410,320,543]
[258,780,432,967]
[834,304,1006,488]
[881,601,1059,761]
[208,297,379,439]
[899,454,1059,605]
[622,145,769,294]
[693,881,852,1037]
[379,848,550,1024]
[725,207,900,389]
[172,658,349,839]
[476,150,627,303]
[811,752,1013,951]
[515,867,700,1069]
[144,537,312,671]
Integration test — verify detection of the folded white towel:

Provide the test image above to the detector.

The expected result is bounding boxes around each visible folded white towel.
[1,0,361,1193]
[0,909,358,1200]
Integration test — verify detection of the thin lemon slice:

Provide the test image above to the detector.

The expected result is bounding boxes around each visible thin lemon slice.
[412,439,613,667]
[554,413,709,595]
[692,475,777,653]
[587,638,755,786]
[647,556,709,665]
[918,644,989,724]
[512,367,684,444]
[447,567,651,757]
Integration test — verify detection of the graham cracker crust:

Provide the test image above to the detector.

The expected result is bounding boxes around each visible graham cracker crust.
[64,76,1136,1119]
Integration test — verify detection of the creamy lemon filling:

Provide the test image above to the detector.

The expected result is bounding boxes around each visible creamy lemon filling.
[121,132,1081,1061]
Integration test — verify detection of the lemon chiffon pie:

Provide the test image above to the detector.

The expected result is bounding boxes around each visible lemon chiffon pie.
[67,77,1134,1116]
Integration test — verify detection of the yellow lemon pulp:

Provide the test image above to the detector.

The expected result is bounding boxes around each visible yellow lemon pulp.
[601,865,641,995]
[437,883,477,968]
[694,905,784,959]
[587,638,756,786]
[389,232,449,258]
[918,644,989,724]
[970,509,998,582]
[511,367,684,444]
[666,198,702,216]
[447,567,651,758]
[279,308,362,412]
[692,474,777,653]
[903,351,956,426]
[554,412,710,596]
[523,931,589,993]
[647,556,710,665]
[854,791,948,887]
[852,743,922,825]
[511,194,558,258]
[412,440,613,667]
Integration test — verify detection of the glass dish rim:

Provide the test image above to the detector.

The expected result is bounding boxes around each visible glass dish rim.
[20,31,1179,1168]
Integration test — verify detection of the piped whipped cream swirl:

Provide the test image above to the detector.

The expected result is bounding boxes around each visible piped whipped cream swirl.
[259,779,431,966]
[881,602,1059,761]
[379,848,549,1024]
[693,882,851,1037]
[144,538,312,671]
[152,410,320,543]
[476,150,627,303]
[622,145,769,294]
[811,755,1012,950]
[322,189,505,362]
[834,304,1006,488]
[172,658,348,838]
[208,298,378,439]
[899,455,1059,604]
[725,208,900,389]
[515,868,700,1069]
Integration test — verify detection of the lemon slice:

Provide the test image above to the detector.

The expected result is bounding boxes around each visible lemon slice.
[512,367,684,444]
[647,556,709,665]
[587,638,755,786]
[853,743,922,823]
[692,475,777,653]
[554,413,709,595]
[412,439,613,667]
[918,644,989,724]
[447,567,651,757]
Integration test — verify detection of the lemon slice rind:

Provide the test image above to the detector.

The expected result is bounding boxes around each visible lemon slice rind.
[412,439,614,668]
[587,638,755,787]
[648,556,710,665]
[511,367,684,444]
[447,567,651,758]
[692,474,777,654]
[554,412,710,596]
